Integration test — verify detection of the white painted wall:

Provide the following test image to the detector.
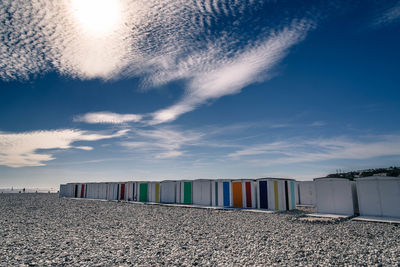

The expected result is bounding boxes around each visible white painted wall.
[356,176,400,218]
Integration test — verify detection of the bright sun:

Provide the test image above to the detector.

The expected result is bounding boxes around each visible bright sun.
[70,0,122,35]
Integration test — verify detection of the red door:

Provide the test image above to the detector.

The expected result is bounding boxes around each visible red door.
[80,184,85,198]
[245,182,252,208]
[120,184,125,200]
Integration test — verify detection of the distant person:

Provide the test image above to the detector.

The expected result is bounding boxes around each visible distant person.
[23,188,25,193]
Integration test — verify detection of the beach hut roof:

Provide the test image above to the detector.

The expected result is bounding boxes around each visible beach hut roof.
[256,177,296,181]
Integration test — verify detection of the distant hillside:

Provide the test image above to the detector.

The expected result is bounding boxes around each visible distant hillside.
[326,167,400,179]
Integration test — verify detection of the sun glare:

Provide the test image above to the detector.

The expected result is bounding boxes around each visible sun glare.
[70,0,122,35]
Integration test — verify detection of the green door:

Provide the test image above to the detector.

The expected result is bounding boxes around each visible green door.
[139,183,148,202]
[184,182,192,204]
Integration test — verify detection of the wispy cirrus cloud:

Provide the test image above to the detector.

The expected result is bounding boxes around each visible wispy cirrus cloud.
[122,127,203,159]
[74,111,142,124]
[149,20,314,124]
[1,0,317,124]
[373,2,400,27]
[228,135,400,165]
[0,129,128,167]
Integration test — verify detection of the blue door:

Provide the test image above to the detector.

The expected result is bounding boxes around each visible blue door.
[259,181,268,209]
[223,182,230,207]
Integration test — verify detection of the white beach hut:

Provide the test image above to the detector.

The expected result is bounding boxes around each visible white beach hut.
[65,183,74,197]
[211,180,233,207]
[148,182,161,203]
[297,181,316,206]
[355,176,400,219]
[160,180,177,203]
[177,180,193,205]
[59,184,67,197]
[106,183,119,200]
[256,178,296,211]
[192,179,213,206]
[85,183,97,199]
[314,177,359,216]
[97,183,108,200]
[125,182,136,201]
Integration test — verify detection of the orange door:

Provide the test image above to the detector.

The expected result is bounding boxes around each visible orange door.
[232,182,243,208]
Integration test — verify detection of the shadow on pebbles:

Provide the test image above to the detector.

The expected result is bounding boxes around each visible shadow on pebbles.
[0,194,399,266]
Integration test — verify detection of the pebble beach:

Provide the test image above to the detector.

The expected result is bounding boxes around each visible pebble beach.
[1,193,399,266]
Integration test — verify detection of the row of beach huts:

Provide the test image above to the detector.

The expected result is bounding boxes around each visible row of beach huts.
[60,176,400,220]
[60,178,297,211]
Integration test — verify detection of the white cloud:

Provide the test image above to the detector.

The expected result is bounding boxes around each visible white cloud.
[0,129,128,167]
[150,20,313,124]
[74,111,142,124]
[75,146,93,151]
[0,0,259,81]
[228,135,400,165]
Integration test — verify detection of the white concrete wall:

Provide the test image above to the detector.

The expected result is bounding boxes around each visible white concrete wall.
[356,177,400,218]
[193,180,212,206]
[315,178,357,215]
[298,181,316,206]
[160,181,176,203]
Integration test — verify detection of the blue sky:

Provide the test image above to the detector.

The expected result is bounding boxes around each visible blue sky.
[0,0,399,189]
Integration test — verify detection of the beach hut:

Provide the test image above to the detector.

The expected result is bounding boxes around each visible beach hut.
[116,182,130,201]
[125,182,136,201]
[314,177,359,216]
[73,183,87,198]
[85,183,98,199]
[192,179,213,206]
[107,183,119,200]
[256,178,296,211]
[160,180,177,203]
[148,182,161,203]
[178,180,193,204]
[137,182,149,202]
[355,176,400,219]
[59,184,67,197]
[211,180,232,207]
[61,183,74,198]
[231,179,257,208]
[97,183,108,200]
[297,181,316,206]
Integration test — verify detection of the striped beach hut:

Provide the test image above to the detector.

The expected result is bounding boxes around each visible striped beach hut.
[148,182,161,203]
[355,176,400,219]
[314,177,359,216]
[256,178,296,211]
[231,179,257,208]
[160,180,177,203]
[211,180,232,207]
[72,183,87,198]
[178,180,193,205]
[192,179,213,206]
[117,182,130,201]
